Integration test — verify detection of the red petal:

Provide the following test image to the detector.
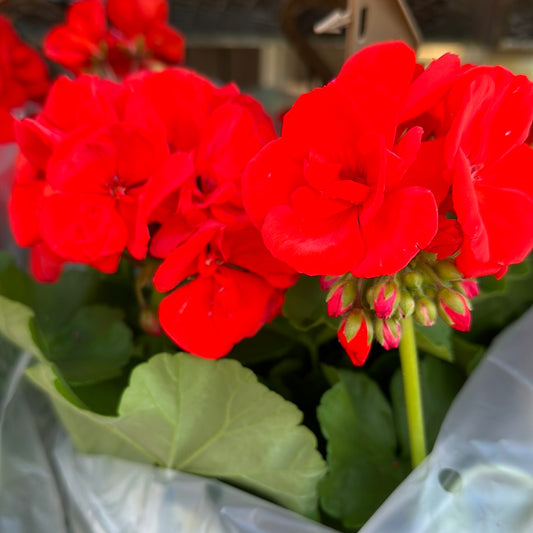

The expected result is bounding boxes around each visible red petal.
[195,100,275,186]
[14,119,61,170]
[149,210,207,258]
[40,192,127,265]
[144,22,185,63]
[107,0,168,36]
[139,151,196,222]
[351,187,438,277]
[401,138,451,206]
[400,53,462,123]
[338,41,416,105]
[481,143,533,198]
[0,108,14,143]
[218,224,298,288]
[471,184,533,265]
[452,149,490,263]
[424,217,463,259]
[67,0,107,42]
[262,205,364,276]
[41,75,119,134]
[158,266,284,359]
[9,176,45,246]
[46,128,116,193]
[242,138,304,228]
[30,242,64,282]
[133,68,217,152]
[152,222,222,292]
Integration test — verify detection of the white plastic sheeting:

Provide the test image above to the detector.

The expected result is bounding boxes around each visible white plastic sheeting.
[361,305,533,533]
[1,306,533,532]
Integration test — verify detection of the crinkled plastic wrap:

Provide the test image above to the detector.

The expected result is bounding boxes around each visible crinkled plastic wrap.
[361,305,533,533]
[2,307,533,532]
[0,352,337,532]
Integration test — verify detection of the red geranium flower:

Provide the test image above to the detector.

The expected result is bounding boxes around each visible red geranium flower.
[44,0,184,77]
[11,67,297,358]
[0,16,49,142]
[445,67,533,277]
[44,0,107,74]
[243,42,443,278]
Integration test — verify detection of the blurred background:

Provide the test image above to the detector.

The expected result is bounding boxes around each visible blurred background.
[2,0,533,113]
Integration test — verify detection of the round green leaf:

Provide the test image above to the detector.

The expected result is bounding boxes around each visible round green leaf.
[27,352,326,515]
[317,371,409,529]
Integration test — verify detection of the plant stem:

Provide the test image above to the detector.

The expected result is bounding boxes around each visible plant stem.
[398,315,427,468]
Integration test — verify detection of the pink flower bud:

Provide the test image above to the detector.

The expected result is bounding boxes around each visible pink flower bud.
[338,309,373,366]
[453,279,479,298]
[414,296,437,327]
[326,279,358,317]
[371,280,400,318]
[374,318,402,350]
[320,275,342,291]
[437,288,471,332]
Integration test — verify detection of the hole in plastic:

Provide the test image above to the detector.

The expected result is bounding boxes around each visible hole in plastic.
[438,468,463,493]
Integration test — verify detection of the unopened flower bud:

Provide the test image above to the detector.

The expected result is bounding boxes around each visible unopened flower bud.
[320,275,343,291]
[326,279,358,317]
[424,286,437,299]
[434,260,462,281]
[402,271,423,290]
[139,308,162,336]
[453,279,479,298]
[370,280,400,319]
[374,318,402,350]
[338,309,373,366]
[414,296,437,327]
[437,288,471,332]
[398,290,415,318]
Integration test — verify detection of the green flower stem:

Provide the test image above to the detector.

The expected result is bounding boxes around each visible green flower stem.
[399,315,427,468]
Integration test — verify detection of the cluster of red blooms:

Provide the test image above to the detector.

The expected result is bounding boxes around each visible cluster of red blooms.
[243,42,533,364]
[45,0,185,76]
[10,70,297,358]
[3,3,533,365]
[0,17,49,143]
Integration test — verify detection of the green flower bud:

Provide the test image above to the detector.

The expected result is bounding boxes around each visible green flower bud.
[414,296,437,327]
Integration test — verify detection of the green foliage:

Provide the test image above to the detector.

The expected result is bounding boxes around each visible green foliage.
[468,258,533,342]
[283,275,334,331]
[0,295,44,360]
[40,305,133,384]
[0,253,134,387]
[27,352,326,516]
[317,371,409,529]
[414,319,453,362]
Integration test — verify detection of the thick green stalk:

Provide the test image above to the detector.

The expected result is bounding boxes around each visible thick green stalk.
[398,315,427,468]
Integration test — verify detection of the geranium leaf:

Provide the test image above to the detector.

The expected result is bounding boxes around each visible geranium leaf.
[27,352,326,515]
[283,275,330,331]
[390,356,465,459]
[468,256,533,342]
[414,318,454,362]
[0,294,44,359]
[317,370,409,529]
[41,305,133,384]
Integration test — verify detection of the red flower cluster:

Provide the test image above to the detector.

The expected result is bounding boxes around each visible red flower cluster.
[10,69,297,358]
[243,41,533,364]
[0,16,49,143]
[44,0,184,76]
[243,42,533,281]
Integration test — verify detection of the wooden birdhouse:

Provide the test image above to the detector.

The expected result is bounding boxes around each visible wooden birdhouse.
[345,0,421,54]
[316,0,421,57]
